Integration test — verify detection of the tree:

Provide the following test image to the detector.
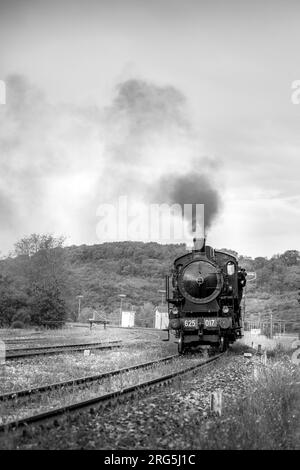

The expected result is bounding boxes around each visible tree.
[78,306,95,322]
[280,250,300,267]
[14,233,66,257]
[0,274,29,327]
[135,302,155,327]
[253,257,267,269]
[30,282,67,328]
[13,234,66,287]
[12,234,69,327]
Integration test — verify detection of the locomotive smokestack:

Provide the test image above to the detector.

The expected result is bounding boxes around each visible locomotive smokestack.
[193,237,206,252]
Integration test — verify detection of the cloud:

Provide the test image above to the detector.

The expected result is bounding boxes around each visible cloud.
[0,75,221,252]
[0,74,105,248]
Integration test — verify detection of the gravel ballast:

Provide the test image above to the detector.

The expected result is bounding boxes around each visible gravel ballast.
[0,349,259,449]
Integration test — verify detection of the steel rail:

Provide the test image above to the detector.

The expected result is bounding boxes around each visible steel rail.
[6,339,120,351]
[0,353,224,433]
[5,341,122,359]
[0,354,178,402]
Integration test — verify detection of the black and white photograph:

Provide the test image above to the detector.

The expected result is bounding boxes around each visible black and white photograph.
[0,0,299,455]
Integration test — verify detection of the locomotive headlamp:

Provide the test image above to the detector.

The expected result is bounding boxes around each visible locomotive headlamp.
[171,307,179,316]
[222,306,229,314]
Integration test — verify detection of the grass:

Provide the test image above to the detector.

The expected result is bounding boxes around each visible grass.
[0,325,172,353]
[0,326,178,426]
[0,339,177,394]
[196,355,300,449]
[229,341,256,354]
[0,354,204,426]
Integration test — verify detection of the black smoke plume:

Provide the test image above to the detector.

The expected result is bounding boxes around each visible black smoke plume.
[154,172,221,234]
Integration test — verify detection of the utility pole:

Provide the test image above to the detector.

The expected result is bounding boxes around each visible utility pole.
[76,295,83,321]
[119,294,126,327]
[158,289,166,308]
[270,312,273,339]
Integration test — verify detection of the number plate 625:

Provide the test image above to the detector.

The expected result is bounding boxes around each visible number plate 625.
[184,319,197,328]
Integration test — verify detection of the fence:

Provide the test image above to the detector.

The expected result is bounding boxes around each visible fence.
[241,331,298,350]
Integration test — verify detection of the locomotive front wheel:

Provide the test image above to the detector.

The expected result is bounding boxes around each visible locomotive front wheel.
[178,332,185,354]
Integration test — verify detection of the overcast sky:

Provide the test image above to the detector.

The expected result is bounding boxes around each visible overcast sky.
[0,0,300,257]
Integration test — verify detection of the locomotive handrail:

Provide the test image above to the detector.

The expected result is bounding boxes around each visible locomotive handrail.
[165,275,169,305]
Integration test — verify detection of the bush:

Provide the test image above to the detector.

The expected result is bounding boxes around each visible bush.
[11,320,24,329]
[12,307,31,325]
[30,283,67,328]
[0,274,29,327]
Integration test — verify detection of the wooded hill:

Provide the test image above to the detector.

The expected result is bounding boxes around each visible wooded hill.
[0,238,299,331]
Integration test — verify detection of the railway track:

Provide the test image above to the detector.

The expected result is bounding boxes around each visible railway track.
[0,352,224,433]
[0,354,178,402]
[5,341,122,359]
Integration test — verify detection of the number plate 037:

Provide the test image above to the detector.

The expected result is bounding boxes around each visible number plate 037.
[184,319,197,329]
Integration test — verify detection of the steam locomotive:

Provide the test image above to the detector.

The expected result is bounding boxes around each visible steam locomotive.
[166,238,247,353]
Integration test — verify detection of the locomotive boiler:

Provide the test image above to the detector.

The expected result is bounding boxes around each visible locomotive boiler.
[166,238,247,353]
